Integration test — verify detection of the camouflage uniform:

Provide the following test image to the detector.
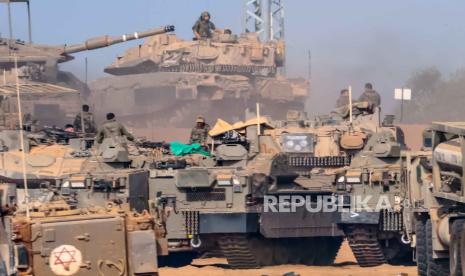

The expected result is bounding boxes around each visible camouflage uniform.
[358,89,381,108]
[189,124,211,144]
[96,119,134,144]
[336,95,349,108]
[73,112,97,134]
[192,12,216,39]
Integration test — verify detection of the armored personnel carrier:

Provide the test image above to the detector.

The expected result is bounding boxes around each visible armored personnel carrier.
[265,103,415,267]
[0,132,171,275]
[0,194,166,275]
[147,108,388,268]
[402,122,465,276]
[334,112,412,267]
[0,26,174,128]
[90,29,308,127]
[0,127,162,212]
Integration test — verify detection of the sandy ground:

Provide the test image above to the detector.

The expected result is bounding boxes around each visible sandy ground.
[159,241,417,276]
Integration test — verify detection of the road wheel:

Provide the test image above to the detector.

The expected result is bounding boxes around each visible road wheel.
[416,220,428,276]
[450,220,464,276]
[426,219,449,276]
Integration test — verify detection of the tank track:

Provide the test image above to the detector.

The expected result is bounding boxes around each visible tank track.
[217,234,260,269]
[344,225,387,267]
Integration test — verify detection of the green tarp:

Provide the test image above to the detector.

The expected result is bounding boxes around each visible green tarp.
[169,141,211,156]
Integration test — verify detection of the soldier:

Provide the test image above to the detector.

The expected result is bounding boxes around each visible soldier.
[192,11,216,39]
[96,113,134,144]
[336,89,349,108]
[189,115,211,145]
[358,83,381,108]
[73,104,97,134]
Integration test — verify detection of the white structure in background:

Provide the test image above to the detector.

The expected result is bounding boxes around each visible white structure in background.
[394,88,412,122]
[243,0,285,42]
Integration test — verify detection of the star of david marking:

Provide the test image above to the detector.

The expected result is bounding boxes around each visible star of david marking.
[53,246,77,267]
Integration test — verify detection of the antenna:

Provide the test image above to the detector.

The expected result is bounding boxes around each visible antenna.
[348,85,353,124]
[307,50,311,81]
[79,57,88,135]
[14,54,30,218]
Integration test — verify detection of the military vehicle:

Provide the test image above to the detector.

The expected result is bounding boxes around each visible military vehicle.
[333,111,412,267]
[0,126,163,211]
[0,25,174,128]
[402,122,465,276]
[0,129,172,274]
[90,29,308,127]
[146,105,393,268]
[0,193,167,275]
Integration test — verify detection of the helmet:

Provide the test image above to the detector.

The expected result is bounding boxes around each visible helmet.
[201,11,211,19]
[196,116,205,123]
[365,83,373,90]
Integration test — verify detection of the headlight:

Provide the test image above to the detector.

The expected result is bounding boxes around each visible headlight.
[282,133,314,153]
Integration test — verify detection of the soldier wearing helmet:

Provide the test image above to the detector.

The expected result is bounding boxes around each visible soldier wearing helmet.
[189,115,211,145]
[358,83,381,108]
[73,104,97,134]
[336,89,350,108]
[96,113,134,144]
[192,11,216,40]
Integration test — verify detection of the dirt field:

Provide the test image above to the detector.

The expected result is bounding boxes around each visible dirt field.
[160,241,417,276]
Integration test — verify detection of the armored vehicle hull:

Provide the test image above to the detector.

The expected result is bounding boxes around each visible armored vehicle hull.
[147,116,352,268]
[0,202,165,275]
[90,73,307,128]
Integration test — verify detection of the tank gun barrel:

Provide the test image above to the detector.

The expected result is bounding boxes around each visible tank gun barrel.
[62,25,175,54]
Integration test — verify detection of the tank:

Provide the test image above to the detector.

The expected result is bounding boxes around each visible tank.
[90,29,309,128]
[0,26,174,128]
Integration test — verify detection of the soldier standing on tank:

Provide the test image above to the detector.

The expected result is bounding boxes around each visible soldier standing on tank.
[73,105,97,134]
[336,89,350,108]
[192,11,216,39]
[358,83,381,108]
[96,113,134,144]
[189,115,211,145]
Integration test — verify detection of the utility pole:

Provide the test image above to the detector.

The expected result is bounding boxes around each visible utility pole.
[243,0,285,42]
[244,0,285,74]
[1,0,33,43]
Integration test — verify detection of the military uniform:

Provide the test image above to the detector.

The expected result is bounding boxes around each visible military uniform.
[96,119,134,144]
[358,89,381,108]
[192,14,216,39]
[189,124,211,144]
[73,112,97,134]
[336,95,349,108]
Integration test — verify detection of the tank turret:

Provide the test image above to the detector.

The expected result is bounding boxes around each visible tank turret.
[0,25,174,128]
